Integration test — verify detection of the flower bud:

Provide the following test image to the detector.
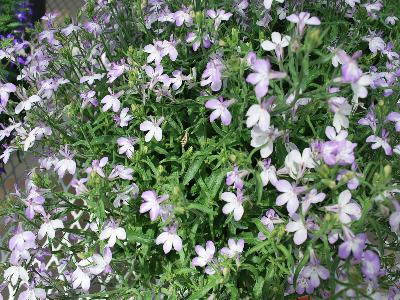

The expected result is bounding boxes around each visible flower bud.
[384,164,392,177]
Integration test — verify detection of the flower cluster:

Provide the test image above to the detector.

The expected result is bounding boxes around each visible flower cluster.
[0,0,399,299]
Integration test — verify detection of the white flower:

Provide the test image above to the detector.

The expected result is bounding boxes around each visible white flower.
[117,107,133,127]
[54,146,76,178]
[206,9,232,29]
[99,222,126,247]
[155,227,183,254]
[117,137,137,159]
[261,32,290,60]
[71,267,91,291]
[192,241,215,267]
[220,238,245,258]
[38,218,64,240]
[4,265,29,285]
[140,117,164,142]
[90,247,112,275]
[275,180,305,215]
[108,165,133,180]
[284,148,315,180]
[144,41,164,64]
[263,0,284,10]
[286,214,308,245]
[351,74,371,106]
[15,95,41,114]
[221,190,245,221]
[325,190,361,224]
[246,102,271,131]
[250,126,280,158]
[345,0,360,7]
[260,161,277,187]
[101,91,123,112]
[80,73,104,85]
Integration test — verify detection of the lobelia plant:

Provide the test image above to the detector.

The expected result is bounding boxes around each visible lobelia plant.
[0,0,400,299]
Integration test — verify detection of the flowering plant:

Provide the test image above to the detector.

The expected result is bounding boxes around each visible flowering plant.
[1,0,400,299]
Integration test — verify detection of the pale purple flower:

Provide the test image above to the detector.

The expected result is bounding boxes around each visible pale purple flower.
[206,9,232,29]
[167,70,190,90]
[338,227,366,260]
[114,107,133,127]
[155,226,183,254]
[328,97,352,132]
[337,50,363,83]
[361,250,381,282]
[160,40,178,61]
[18,283,46,300]
[4,265,29,285]
[387,112,400,132]
[366,129,392,156]
[251,126,281,158]
[385,16,398,25]
[226,165,247,190]
[54,145,76,178]
[38,216,64,240]
[358,105,377,132]
[321,139,357,166]
[260,159,277,187]
[80,72,104,85]
[99,220,126,247]
[70,178,89,195]
[9,225,36,251]
[221,189,245,221]
[275,180,305,215]
[345,0,360,7]
[24,195,45,220]
[200,57,224,91]
[302,251,330,289]
[101,90,124,112]
[389,201,400,233]
[15,95,41,114]
[144,40,177,64]
[140,116,164,142]
[261,32,290,60]
[80,90,98,108]
[258,209,283,240]
[325,126,348,141]
[90,247,112,275]
[325,190,361,224]
[286,12,321,35]
[144,64,169,89]
[86,157,108,177]
[286,213,308,245]
[0,145,16,163]
[0,82,16,108]
[173,9,193,27]
[192,241,215,267]
[246,98,273,131]
[220,238,244,258]
[351,74,371,105]
[84,21,102,36]
[140,190,169,221]
[246,58,286,99]
[186,32,213,51]
[302,189,326,214]
[71,267,91,291]
[363,36,385,55]
[61,23,81,36]
[107,62,127,83]
[117,137,137,159]
[108,165,133,180]
[205,96,234,126]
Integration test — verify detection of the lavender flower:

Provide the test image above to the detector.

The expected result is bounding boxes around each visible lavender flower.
[337,50,363,83]
[302,189,326,214]
[260,159,277,187]
[286,12,321,35]
[389,201,400,233]
[192,241,215,267]
[117,137,137,159]
[258,209,283,240]
[140,117,164,142]
[275,180,305,215]
[15,95,41,114]
[108,165,134,180]
[321,139,357,166]
[18,283,46,300]
[155,225,183,254]
[4,265,29,285]
[38,216,64,240]
[366,129,392,156]
[226,165,247,190]
[220,238,244,258]
[114,107,133,127]
[99,220,126,247]
[101,90,124,112]
[71,267,91,291]
[260,32,290,60]
[90,247,112,275]
[325,190,361,224]
[54,145,76,178]
[361,250,381,282]
[338,227,366,260]
[205,96,234,126]
[251,126,281,158]
[286,213,308,245]
[246,58,286,99]
[386,112,400,132]
[302,251,330,290]
[246,97,273,131]
[328,97,352,132]
[206,9,232,29]
[24,195,45,220]
[86,157,108,177]
[221,189,245,221]
[0,82,16,108]
[201,57,224,91]
[139,190,169,221]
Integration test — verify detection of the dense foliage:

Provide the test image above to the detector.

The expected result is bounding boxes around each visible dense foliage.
[1,0,400,299]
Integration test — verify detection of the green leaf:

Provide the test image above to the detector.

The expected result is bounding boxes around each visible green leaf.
[253,276,264,298]
[187,281,218,300]
[187,203,215,216]
[183,156,205,185]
